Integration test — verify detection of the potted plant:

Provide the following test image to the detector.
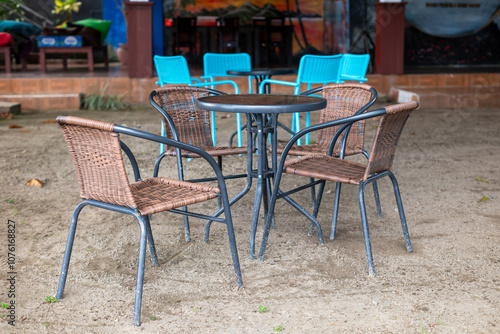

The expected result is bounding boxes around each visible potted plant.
[113,0,128,65]
[51,0,82,24]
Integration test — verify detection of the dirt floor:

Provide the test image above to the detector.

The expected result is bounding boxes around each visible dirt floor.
[0,101,499,333]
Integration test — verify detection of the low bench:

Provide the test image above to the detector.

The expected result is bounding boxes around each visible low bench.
[0,46,28,73]
[39,45,108,73]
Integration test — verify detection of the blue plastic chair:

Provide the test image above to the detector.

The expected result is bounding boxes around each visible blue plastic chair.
[259,54,344,144]
[340,53,370,83]
[154,55,239,150]
[202,53,253,147]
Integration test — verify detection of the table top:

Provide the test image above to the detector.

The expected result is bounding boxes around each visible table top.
[227,68,296,76]
[196,94,326,114]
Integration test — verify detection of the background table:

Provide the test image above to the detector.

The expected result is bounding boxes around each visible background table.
[227,68,296,94]
[196,94,326,259]
[39,45,109,73]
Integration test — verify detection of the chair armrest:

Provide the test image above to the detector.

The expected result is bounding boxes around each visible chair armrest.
[259,78,298,94]
[114,124,232,202]
[340,75,368,83]
[278,107,387,167]
[191,79,239,94]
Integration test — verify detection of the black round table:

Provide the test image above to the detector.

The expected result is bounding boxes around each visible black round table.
[227,68,296,94]
[196,94,326,260]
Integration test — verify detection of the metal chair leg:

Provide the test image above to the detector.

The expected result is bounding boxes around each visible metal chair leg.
[308,180,326,236]
[133,215,148,326]
[358,183,375,277]
[56,201,87,300]
[144,215,158,266]
[372,180,383,218]
[388,172,412,252]
[330,182,342,240]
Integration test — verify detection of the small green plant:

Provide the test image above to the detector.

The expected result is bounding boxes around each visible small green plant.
[274,325,283,332]
[149,316,157,321]
[1,303,9,309]
[45,296,58,304]
[7,198,14,204]
[258,305,268,313]
[81,83,130,111]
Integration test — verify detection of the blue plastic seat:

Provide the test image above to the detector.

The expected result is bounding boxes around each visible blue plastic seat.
[340,53,370,83]
[154,55,239,150]
[202,53,253,147]
[259,54,344,144]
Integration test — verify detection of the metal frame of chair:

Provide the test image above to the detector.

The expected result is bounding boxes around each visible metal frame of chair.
[259,101,419,277]
[259,54,345,144]
[150,86,253,242]
[154,55,240,149]
[288,84,382,236]
[202,52,253,147]
[55,115,243,326]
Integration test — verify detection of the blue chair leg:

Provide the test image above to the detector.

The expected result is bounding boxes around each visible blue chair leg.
[236,113,243,147]
[56,201,87,300]
[211,111,216,146]
[358,183,376,277]
[372,180,383,218]
[388,172,413,252]
[144,215,158,266]
[330,182,342,240]
[305,111,310,144]
[133,215,148,326]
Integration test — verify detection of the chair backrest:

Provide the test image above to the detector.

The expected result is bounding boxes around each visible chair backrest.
[154,55,192,86]
[175,16,196,40]
[217,17,239,52]
[340,54,370,83]
[363,100,419,180]
[315,83,376,156]
[203,53,251,78]
[152,86,222,150]
[296,54,344,86]
[57,116,137,208]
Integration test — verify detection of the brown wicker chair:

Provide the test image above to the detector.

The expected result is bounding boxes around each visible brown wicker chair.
[55,115,242,326]
[276,83,381,238]
[150,86,253,242]
[259,101,419,277]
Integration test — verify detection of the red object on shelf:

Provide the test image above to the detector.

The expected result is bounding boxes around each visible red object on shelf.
[374,2,407,74]
[165,19,173,27]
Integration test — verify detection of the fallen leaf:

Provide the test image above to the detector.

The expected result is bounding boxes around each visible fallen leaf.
[477,196,491,203]
[0,112,13,119]
[220,115,232,119]
[475,176,490,184]
[19,129,30,133]
[26,179,44,187]
[8,124,22,129]
[42,119,57,124]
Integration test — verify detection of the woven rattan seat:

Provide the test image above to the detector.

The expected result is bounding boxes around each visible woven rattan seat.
[55,115,242,327]
[259,101,419,277]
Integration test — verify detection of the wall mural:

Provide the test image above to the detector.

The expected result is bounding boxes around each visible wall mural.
[165,0,350,59]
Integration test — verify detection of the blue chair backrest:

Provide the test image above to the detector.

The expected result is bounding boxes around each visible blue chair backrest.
[296,54,344,85]
[203,53,251,78]
[154,55,192,86]
[340,54,370,83]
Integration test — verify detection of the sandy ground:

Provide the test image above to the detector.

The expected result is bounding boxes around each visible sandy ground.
[0,101,499,334]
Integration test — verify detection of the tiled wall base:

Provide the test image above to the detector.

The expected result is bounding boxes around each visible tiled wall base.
[0,72,498,111]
